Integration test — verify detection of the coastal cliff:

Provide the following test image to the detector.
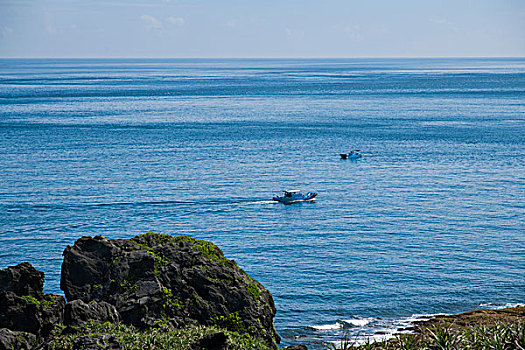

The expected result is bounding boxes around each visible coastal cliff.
[0,233,281,350]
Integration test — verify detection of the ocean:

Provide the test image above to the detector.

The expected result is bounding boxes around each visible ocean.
[1,58,524,348]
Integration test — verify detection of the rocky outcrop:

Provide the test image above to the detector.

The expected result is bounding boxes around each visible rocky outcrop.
[0,263,65,338]
[64,300,120,327]
[0,328,36,350]
[0,262,44,299]
[61,233,281,348]
[0,234,281,348]
[413,306,525,332]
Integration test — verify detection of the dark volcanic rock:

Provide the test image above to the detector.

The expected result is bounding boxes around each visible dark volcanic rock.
[0,263,65,338]
[192,332,228,350]
[37,334,125,350]
[64,300,121,327]
[61,233,280,348]
[0,262,44,299]
[0,328,36,350]
[0,292,65,337]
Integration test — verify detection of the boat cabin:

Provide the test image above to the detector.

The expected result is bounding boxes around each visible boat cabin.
[283,190,300,197]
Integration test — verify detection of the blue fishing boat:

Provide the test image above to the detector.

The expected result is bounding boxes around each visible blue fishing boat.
[340,150,362,159]
[273,190,317,204]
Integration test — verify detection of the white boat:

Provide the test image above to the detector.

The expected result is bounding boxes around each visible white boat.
[272,190,317,204]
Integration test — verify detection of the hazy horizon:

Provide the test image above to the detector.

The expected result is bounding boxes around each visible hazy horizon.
[1,0,524,59]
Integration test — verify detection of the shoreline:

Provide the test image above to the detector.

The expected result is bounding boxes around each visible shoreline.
[338,306,525,350]
[411,305,525,334]
[287,304,525,348]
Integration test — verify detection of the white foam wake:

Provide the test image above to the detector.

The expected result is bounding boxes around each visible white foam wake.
[242,200,277,205]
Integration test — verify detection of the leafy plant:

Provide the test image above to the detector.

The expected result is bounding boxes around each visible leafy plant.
[21,295,41,307]
[212,312,249,334]
[326,332,357,350]
[427,326,460,350]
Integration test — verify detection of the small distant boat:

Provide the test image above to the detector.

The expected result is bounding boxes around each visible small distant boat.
[340,150,362,159]
[272,190,317,204]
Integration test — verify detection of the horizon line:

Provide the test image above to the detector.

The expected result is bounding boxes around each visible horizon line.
[1,55,524,60]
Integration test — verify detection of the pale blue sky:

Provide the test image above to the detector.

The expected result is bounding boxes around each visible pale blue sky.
[1,0,524,58]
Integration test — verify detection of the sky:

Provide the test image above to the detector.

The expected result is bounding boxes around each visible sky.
[0,0,524,58]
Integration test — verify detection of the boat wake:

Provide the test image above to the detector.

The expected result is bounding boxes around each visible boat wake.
[1,197,279,212]
[242,200,278,205]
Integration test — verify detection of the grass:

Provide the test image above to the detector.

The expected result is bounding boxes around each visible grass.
[324,322,525,350]
[33,320,525,350]
[45,321,272,350]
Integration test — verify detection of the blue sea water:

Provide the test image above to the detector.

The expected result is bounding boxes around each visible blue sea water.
[0,58,524,348]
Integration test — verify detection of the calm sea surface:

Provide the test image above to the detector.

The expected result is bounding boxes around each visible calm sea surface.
[1,58,524,347]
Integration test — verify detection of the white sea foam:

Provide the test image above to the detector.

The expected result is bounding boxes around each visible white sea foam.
[315,305,525,349]
[311,313,456,348]
[479,302,525,309]
[309,322,343,331]
[342,318,373,327]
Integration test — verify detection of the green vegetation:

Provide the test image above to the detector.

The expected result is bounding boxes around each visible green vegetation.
[45,321,270,350]
[161,286,184,311]
[243,274,262,301]
[327,332,355,350]
[119,275,138,294]
[146,251,170,266]
[131,233,230,266]
[173,234,198,245]
[139,232,178,245]
[146,250,170,276]
[42,299,57,309]
[109,255,119,268]
[21,295,41,307]
[212,312,249,335]
[174,235,229,264]
[327,322,525,350]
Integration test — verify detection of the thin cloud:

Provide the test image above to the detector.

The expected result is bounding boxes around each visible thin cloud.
[429,18,450,25]
[344,25,362,41]
[167,16,184,26]
[429,18,460,33]
[141,14,162,29]
[285,27,293,39]
[1,26,13,39]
